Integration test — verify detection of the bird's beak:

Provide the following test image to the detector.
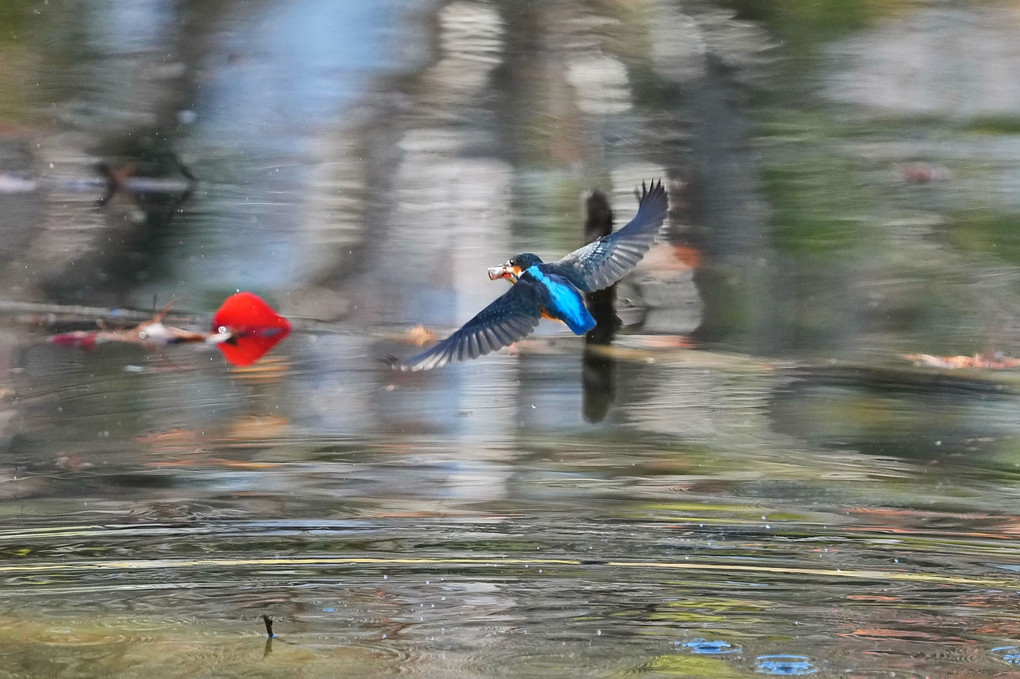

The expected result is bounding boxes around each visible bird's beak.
[488,261,517,282]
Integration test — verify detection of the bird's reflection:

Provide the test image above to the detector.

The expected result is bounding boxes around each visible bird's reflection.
[582,190,621,423]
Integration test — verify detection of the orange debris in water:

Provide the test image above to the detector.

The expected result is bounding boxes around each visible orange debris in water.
[901,353,1020,370]
[672,245,702,270]
[405,324,437,347]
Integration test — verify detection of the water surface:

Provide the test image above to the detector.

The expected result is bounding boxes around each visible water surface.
[2,0,1020,676]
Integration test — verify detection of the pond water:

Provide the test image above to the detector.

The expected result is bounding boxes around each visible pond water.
[2,0,1020,677]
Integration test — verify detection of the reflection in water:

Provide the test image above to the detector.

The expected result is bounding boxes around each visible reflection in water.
[53,146,197,305]
[582,189,619,423]
[771,367,1020,462]
[824,6,1020,117]
[1,1,1020,677]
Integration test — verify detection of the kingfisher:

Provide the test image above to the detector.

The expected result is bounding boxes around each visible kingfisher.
[396,179,668,371]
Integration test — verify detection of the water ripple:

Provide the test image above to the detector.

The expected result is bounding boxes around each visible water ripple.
[755,655,818,675]
[676,637,741,654]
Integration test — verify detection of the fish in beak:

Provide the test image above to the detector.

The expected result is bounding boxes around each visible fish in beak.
[487,261,519,282]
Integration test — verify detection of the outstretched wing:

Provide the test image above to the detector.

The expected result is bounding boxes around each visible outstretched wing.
[556,179,668,292]
[396,281,544,371]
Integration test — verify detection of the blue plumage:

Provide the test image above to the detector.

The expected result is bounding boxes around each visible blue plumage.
[527,267,596,334]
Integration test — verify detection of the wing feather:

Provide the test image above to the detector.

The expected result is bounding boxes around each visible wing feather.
[397,281,543,371]
[556,179,668,292]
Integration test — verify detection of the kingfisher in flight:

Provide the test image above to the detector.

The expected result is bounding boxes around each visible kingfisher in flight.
[396,179,668,371]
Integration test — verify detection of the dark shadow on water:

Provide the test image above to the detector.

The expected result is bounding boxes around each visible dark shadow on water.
[41,139,196,307]
[770,367,1020,463]
[581,190,621,423]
